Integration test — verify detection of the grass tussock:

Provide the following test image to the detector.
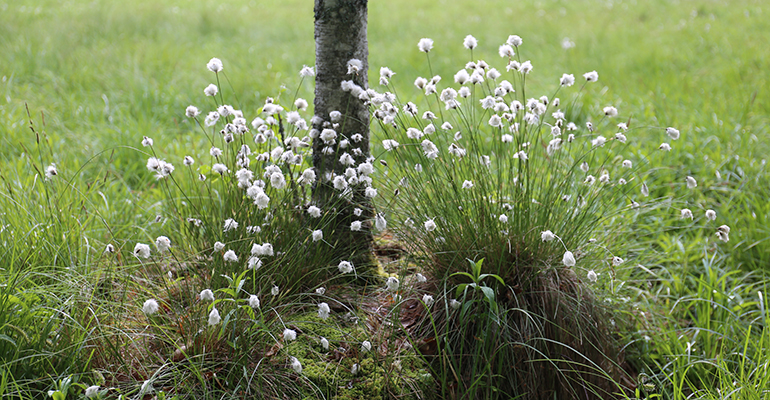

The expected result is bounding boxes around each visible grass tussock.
[1,1,769,399]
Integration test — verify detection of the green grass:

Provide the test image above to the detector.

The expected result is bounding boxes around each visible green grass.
[1,0,769,398]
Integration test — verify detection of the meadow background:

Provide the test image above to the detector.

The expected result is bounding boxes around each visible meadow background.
[1,0,769,398]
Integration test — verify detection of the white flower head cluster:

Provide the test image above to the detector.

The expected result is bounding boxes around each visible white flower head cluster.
[418,38,434,53]
[386,276,399,292]
[338,260,354,274]
[207,57,224,73]
[318,302,330,320]
[142,299,159,315]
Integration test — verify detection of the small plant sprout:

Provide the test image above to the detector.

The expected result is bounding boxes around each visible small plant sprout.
[142,299,159,315]
[283,329,297,341]
[208,308,221,326]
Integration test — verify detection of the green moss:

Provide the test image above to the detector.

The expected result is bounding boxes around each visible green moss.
[281,312,432,399]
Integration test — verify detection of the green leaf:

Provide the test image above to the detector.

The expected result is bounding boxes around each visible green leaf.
[455,283,469,299]
[473,258,485,279]
[0,334,16,348]
[478,273,506,286]
[450,271,475,281]
[49,391,65,400]
[480,286,495,304]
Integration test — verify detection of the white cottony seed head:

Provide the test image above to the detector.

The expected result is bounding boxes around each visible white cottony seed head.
[705,209,717,221]
[666,127,680,140]
[418,38,434,53]
[338,260,354,274]
[386,276,400,292]
[318,302,330,320]
[142,299,159,315]
[562,251,576,267]
[207,58,223,72]
[199,289,215,302]
[290,356,302,374]
[208,308,221,326]
[248,295,260,309]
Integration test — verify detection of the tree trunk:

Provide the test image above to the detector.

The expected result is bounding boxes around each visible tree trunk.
[313,0,373,268]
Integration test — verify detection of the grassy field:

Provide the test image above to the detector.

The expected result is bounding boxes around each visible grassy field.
[1,0,769,398]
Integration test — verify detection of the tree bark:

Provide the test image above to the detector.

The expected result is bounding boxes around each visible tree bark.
[313,0,373,267]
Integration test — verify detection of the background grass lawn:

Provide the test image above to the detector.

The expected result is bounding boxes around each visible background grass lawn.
[1,0,769,398]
